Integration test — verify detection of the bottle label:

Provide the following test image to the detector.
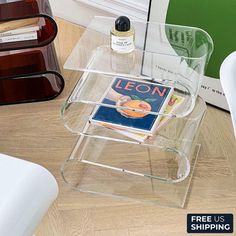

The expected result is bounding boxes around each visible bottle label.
[111,34,135,53]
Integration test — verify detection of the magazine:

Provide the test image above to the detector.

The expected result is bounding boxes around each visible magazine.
[90,77,174,135]
[115,94,185,142]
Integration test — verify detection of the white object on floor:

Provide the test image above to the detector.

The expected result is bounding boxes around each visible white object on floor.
[0,153,59,236]
[220,52,236,139]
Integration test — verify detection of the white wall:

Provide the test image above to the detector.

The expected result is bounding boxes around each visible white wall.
[74,0,149,20]
[49,0,114,26]
[49,0,149,26]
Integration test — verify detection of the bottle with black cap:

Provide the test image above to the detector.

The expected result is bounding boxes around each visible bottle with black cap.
[111,16,135,53]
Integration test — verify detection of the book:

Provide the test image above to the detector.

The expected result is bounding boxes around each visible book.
[90,77,174,135]
[0,31,38,43]
[157,94,185,129]
[114,94,185,142]
[0,18,39,33]
[0,25,40,37]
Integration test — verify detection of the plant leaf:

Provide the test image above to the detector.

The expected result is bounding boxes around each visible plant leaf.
[130,95,141,100]
[145,98,156,103]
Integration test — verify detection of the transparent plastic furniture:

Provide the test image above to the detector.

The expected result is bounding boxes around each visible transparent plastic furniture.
[61,16,213,208]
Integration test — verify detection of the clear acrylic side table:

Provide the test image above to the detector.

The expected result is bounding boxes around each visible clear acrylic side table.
[61,16,213,208]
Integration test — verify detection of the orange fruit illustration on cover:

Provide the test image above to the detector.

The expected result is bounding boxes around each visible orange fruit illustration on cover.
[120,95,155,118]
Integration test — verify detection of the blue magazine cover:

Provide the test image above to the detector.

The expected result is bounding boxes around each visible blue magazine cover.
[91,77,173,134]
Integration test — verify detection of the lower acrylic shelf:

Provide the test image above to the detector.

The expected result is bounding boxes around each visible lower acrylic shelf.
[61,140,200,208]
[64,135,198,183]
[61,96,206,207]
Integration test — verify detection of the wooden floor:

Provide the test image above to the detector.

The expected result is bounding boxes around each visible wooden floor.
[0,18,235,236]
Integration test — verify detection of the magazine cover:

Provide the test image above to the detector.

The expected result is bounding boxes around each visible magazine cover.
[115,94,185,142]
[90,77,173,135]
